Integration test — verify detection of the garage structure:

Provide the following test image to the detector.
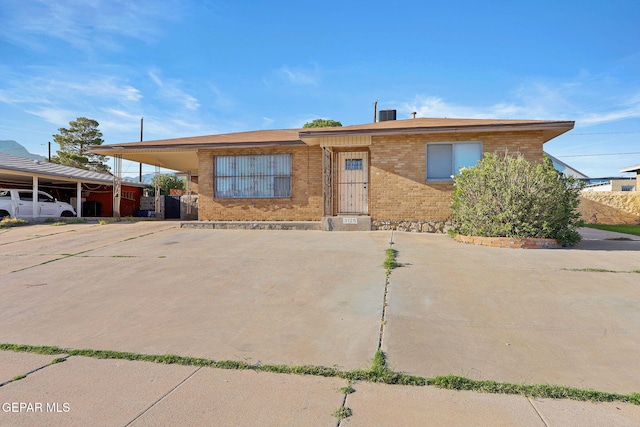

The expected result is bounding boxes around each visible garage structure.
[0,152,145,218]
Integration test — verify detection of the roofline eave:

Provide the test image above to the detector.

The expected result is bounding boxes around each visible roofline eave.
[298,121,576,139]
[89,140,306,155]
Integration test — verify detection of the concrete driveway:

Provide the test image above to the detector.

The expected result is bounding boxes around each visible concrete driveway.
[1,222,388,370]
[385,230,640,394]
[0,222,639,425]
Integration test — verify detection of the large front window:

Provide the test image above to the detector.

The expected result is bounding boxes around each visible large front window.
[215,154,291,198]
[426,142,482,180]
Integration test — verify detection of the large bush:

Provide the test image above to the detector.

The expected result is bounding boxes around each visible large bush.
[451,153,584,246]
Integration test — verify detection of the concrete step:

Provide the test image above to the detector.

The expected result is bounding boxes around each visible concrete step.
[180,220,321,231]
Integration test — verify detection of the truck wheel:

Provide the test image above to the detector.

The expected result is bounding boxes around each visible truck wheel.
[61,211,75,217]
[0,210,10,219]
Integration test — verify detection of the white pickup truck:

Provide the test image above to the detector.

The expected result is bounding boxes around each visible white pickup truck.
[0,189,77,219]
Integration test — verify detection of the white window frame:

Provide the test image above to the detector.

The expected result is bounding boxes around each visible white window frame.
[214,154,292,199]
[426,141,482,181]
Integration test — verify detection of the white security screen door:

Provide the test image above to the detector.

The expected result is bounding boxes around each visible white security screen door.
[337,151,368,214]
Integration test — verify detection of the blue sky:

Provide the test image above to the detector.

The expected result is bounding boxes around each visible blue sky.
[1,0,639,178]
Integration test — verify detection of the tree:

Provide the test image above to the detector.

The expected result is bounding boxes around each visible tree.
[149,174,186,196]
[451,153,584,246]
[302,119,342,128]
[51,117,109,172]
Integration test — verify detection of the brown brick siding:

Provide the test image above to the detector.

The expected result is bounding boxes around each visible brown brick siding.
[197,146,323,221]
[196,130,546,223]
[369,131,545,221]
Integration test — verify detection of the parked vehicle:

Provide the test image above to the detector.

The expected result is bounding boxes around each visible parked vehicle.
[0,189,76,219]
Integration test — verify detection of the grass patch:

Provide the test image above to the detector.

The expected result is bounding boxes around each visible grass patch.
[383,248,402,270]
[11,374,26,381]
[562,268,640,274]
[1,343,638,405]
[585,224,640,237]
[0,343,67,355]
[339,384,356,394]
[332,406,352,419]
[0,217,29,228]
[98,216,158,225]
[44,218,87,225]
[429,375,640,405]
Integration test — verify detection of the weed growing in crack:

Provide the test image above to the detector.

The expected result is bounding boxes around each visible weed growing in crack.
[562,268,640,274]
[339,384,356,395]
[1,342,638,405]
[383,248,402,270]
[332,406,352,420]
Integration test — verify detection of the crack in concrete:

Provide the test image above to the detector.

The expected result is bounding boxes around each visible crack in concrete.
[8,226,176,273]
[378,231,395,351]
[0,355,70,388]
[335,390,351,427]
[123,366,201,427]
[527,397,550,427]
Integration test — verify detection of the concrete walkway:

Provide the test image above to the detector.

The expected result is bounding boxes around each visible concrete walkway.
[0,223,639,426]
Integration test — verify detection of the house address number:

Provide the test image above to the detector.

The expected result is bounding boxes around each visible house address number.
[342,218,358,224]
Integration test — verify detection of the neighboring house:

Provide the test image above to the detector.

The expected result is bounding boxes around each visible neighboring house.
[582,178,636,192]
[619,164,640,192]
[544,152,589,180]
[91,115,574,231]
[0,152,145,217]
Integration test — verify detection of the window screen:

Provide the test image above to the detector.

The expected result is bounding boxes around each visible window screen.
[215,154,291,198]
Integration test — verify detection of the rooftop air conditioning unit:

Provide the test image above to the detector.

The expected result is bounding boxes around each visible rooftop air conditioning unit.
[379,109,397,122]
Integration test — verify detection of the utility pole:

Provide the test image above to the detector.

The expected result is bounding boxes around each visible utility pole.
[139,117,143,182]
[373,101,378,123]
[48,141,51,161]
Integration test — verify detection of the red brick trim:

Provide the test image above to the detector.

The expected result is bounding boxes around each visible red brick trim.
[454,234,562,249]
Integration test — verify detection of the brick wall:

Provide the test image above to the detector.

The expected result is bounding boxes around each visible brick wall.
[197,146,323,221]
[194,130,546,224]
[369,130,545,222]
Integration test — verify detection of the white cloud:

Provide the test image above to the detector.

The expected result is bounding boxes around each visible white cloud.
[148,71,200,111]
[401,77,640,127]
[400,96,531,120]
[277,64,319,85]
[0,0,182,52]
[25,108,79,128]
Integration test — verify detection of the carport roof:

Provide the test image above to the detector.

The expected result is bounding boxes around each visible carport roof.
[0,152,145,186]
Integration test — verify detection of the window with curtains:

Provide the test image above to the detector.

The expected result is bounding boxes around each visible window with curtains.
[426,142,482,181]
[214,154,292,198]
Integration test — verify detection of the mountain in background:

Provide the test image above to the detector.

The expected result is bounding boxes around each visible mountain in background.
[122,173,155,184]
[0,140,47,161]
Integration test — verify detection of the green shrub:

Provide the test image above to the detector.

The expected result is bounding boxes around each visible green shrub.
[451,154,584,246]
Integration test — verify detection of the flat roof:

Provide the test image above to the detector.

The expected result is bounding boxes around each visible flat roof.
[620,164,640,173]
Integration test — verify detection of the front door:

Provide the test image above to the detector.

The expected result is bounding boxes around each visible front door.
[337,151,368,214]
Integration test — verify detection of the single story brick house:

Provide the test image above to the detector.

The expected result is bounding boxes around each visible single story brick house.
[92,115,574,231]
